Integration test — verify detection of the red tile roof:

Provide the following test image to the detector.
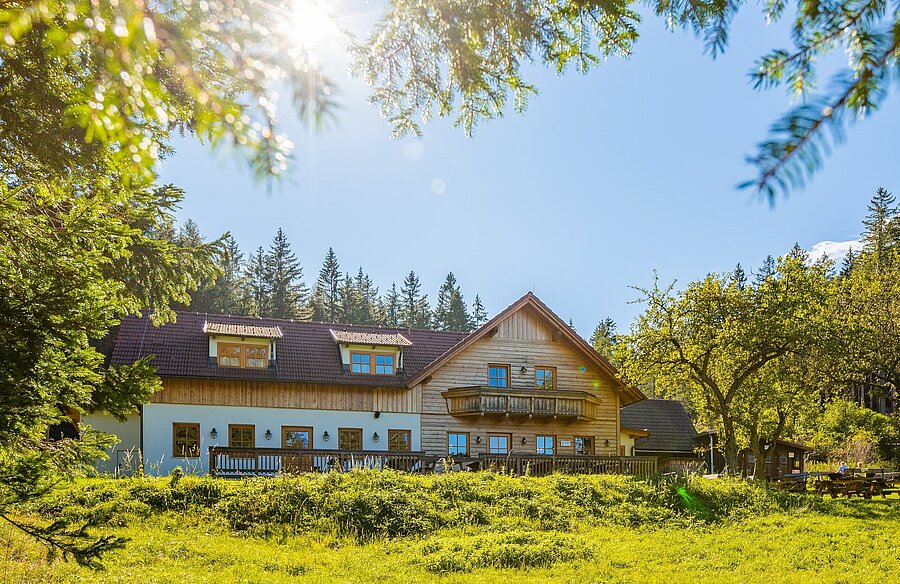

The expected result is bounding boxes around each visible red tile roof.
[329,329,412,347]
[112,312,468,387]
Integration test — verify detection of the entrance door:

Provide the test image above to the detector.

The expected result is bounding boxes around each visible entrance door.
[282,426,314,473]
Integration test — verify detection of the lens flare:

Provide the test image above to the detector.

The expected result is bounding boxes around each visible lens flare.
[288,0,338,49]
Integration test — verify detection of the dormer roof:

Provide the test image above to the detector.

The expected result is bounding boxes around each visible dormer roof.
[203,321,283,339]
[329,329,412,347]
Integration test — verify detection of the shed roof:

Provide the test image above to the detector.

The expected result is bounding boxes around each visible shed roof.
[203,321,283,339]
[329,329,412,347]
[620,399,697,454]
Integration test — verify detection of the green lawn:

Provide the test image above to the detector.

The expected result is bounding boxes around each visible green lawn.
[3,475,898,583]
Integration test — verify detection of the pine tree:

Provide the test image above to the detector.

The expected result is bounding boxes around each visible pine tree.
[337,274,361,324]
[839,247,856,279]
[210,233,244,314]
[354,267,379,324]
[471,295,488,328]
[175,219,216,312]
[310,248,341,322]
[446,289,471,331]
[862,187,899,273]
[754,255,776,286]
[591,317,618,364]
[266,228,309,319]
[176,218,203,247]
[382,283,401,327]
[568,318,576,332]
[400,271,431,328]
[732,263,747,289]
[434,273,458,330]
[243,246,270,317]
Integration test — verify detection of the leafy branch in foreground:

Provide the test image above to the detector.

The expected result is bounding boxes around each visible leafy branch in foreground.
[354,0,899,198]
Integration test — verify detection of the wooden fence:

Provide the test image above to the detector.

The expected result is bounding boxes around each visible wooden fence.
[208,447,657,479]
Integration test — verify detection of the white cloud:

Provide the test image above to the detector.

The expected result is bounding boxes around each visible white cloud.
[808,239,860,264]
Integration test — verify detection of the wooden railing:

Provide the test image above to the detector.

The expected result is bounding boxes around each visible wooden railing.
[477,454,657,478]
[209,447,435,477]
[442,386,601,420]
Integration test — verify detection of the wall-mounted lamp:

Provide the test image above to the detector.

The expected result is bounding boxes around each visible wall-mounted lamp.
[604,439,610,447]
[322,431,330,442]
[373,432,380,443]
[374,411,381,419]
[520,366,528,374]
[265,429,272,441]
[521,437,527,445]
[476,436,482,444]
[209,428,218,439]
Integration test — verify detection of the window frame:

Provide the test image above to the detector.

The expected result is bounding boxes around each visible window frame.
[281,426,313,449]
[536,434,556,455]
[574,436,595,455]
[534,366,557,389]
[448,432,470,456]
[217,342,269,369]
[172,422,200,458]
[228,424,256,449]
[350,351,396,375]
[488,432,512,454]
[338,427,363,451]
[387,429,411,452]
[487,364,510,388]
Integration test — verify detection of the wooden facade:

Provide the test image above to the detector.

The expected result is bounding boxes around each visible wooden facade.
[417,307,623,457]
[152,378,421,414]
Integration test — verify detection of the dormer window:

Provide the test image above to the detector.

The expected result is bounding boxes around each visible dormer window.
[218,342,269,369]
[350,351,395,375]
[330,329,410,376]
[351,352,371,374]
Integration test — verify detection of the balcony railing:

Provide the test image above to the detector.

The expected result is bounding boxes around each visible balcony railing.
[209,447,436,477]
[478,454,657,478]
[442,385,601,420]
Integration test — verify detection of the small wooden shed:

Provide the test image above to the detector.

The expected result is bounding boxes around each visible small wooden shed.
[694,431,812,479]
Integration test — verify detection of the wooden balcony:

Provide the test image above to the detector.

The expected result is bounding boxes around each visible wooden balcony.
[209,447,436,477]
[442,385,602,420]
[477,454,657,479]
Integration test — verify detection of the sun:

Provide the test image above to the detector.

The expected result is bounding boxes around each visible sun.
[287,0,339,49]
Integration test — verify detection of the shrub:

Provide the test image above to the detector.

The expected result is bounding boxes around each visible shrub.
[419,531,593,574]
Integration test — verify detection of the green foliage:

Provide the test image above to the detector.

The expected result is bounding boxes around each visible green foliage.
[806,400,900,464]
[25,472,817,548]
[620,249,835,469]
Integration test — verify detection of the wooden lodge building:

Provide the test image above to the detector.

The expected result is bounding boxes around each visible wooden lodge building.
[87,293,656,477]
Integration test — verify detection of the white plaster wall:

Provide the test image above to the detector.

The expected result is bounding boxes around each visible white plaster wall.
[141,403,421,475]
[82,412,141,475]
[619,431,636,456]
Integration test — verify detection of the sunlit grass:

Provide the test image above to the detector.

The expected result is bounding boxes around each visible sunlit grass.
[3,475,899,583]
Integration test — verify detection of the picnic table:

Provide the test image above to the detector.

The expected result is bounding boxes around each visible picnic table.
[809,469,900,498]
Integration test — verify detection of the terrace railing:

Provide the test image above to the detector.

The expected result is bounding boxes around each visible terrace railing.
[209,446,435,477]
[442,386,602,420]
[477,454,657,479]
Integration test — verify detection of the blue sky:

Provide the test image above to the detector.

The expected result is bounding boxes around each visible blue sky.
[159,3,899,334]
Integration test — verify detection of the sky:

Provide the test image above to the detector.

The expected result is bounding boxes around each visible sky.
[158,2,899,334]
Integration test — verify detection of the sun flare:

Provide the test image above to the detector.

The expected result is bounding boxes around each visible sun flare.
[288,0,339,49]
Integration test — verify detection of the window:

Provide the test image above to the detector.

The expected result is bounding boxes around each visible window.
[351,352,371,373]
[282,426,313,449]
[375,354,395,375]
[351,352,396,375]
[217,342,268,369]
[575,436,594,455]
[536,435,555,455]
[173,423,200,458]
[338,427,363,450]
[488,433,511,454]
[534,366,557,389]
[388,429,411,452]
[488,364,509,388]
[229,424,255,448]
[448,433,469,456]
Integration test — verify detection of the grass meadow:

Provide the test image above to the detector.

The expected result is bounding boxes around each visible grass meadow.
[2,472,898,583]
